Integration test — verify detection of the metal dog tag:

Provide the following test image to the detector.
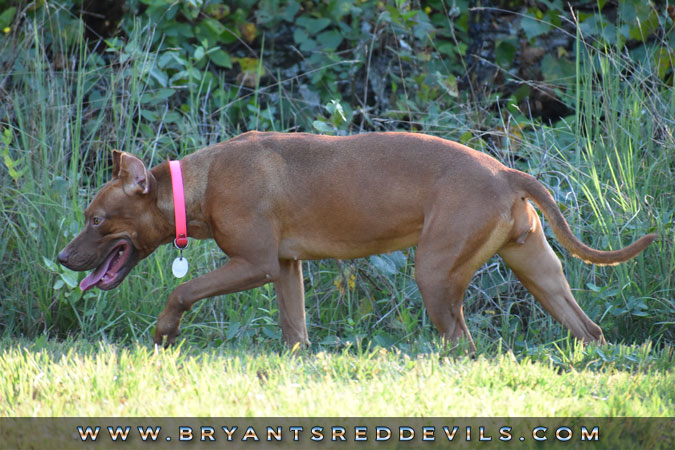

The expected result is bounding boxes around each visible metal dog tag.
[172,256,189,278]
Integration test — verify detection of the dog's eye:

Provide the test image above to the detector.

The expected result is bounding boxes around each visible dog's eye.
[92,217,103,226]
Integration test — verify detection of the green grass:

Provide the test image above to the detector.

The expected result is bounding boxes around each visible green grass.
[1,337,672,416]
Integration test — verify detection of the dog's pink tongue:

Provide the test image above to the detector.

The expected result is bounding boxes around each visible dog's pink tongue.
[79,253,115,292]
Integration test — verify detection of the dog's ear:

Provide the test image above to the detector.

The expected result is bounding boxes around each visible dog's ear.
[111,149,123,178]
[118,152,151,195]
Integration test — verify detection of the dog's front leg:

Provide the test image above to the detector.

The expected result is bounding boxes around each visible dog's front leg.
[153,257,279,346]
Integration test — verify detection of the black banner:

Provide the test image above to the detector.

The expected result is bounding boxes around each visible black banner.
[0,417,672,449]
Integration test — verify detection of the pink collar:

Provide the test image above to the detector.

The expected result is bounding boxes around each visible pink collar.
[169,160,189,249]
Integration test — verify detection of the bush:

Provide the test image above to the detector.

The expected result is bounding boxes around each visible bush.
[0,0,673,350]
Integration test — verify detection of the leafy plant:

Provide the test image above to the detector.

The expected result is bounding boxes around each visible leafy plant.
[0,0,672,351]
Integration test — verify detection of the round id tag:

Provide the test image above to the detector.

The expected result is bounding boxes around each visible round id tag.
[172,256,189,278]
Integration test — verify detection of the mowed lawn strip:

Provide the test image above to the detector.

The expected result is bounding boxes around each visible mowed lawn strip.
[1,339,672,416]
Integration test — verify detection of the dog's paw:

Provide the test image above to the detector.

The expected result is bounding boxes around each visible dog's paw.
[153,311,181,347]
[152,331,180,348]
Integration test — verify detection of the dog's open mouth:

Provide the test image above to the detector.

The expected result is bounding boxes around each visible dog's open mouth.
[80,240,136,292]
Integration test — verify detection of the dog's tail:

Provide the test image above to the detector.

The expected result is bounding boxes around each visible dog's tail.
[509,170,657,266]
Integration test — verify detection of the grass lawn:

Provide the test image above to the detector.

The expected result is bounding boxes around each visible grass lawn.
[1,337,672,417]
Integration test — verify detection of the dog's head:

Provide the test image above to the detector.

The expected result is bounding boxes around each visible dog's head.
[58,150,164,292]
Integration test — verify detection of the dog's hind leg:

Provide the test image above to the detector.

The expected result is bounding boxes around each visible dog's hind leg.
[415,207,511,353]
[498,206,606,344]
[275,259,310,347]
[414,254,475,352]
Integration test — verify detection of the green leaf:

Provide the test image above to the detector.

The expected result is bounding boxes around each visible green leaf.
[317,30,343,51]
[495,40,517,67]
[628,11,660,42]
[163,22,193,39]
[149,67,168,87]
[521,16,550,40]
[207,48,232,68]
[204,3,230,20]
[312,120,333,133]
[459,131,473,145]
[0,7,16,29]
[140,109,159,121]
[262,327,281,339]
[297,16,331,35]
[194,17,228,45]
[158,51,186,70]
[226,322,240,340]
[587,283,602,292]
[374,332,396,347]
[2,147,20,181]
[413,13,435,40]
[579,15,600,37]
[599,22,617,45]
[511,84,531,102]
[141,88,175,104]
[370,255,397,277]
[163,111,182,123]
[60,271,78,289]
[280,1,300,22]
[326,100,346,122]
[388,251,407,269]
[293,28,316,52]
[194,46,205,61]
[655,48,674,80]
[436,41,457,57]
[42,256,58,272]
[541,54,576,82]
[170,67,201,85]
[154,88,175,101]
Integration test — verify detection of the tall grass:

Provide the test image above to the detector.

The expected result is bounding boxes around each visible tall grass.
[0,7,673,353]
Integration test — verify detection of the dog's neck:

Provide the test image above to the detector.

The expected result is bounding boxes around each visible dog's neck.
[153,161,212,243]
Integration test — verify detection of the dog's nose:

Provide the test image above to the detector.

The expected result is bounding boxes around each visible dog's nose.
[57,249,69,265]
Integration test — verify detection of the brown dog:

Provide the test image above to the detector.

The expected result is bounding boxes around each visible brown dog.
[58,132,656,350]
